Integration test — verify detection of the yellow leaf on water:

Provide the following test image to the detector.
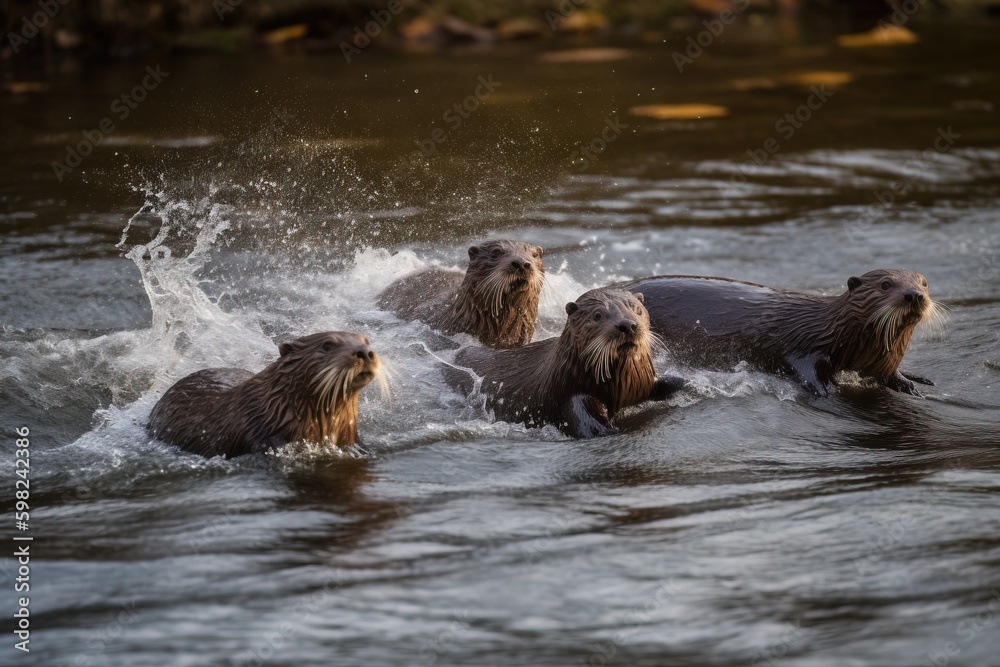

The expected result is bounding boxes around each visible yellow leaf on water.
[556,10,610,33]
[782,71,854,87]
[629,104,729,120]
[261,24,307,45]
[538,48,631,63]
[730,77,779,91]
[837,24,918,48]
[400,16,438,41]
[4,82,49,94]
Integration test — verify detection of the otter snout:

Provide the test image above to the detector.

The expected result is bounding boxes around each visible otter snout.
[903,289,925,305]
[509,257,533,273]
[617,319,638,335]
[354,345,377,362]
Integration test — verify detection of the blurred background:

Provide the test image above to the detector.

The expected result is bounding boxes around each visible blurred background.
[2,2,999,667]
[0,0,992,59]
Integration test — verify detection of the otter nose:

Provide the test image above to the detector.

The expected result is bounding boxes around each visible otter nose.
[617,320,637,334]
[510,258,527,271]
[903,290,925,304]
[354,346,375,361]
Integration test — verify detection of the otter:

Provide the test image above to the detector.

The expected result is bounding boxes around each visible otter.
[147,332,382,458]
[378,240,545,348]
[446,287,687,438]
[621,269,945,396]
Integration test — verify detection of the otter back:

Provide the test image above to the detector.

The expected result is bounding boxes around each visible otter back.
[623,271,939,396]
[147,368,257,458]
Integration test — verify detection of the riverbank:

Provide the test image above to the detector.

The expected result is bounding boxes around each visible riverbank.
[2,0,994,59]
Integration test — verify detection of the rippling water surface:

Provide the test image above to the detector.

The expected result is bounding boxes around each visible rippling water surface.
[2,18,1000,667]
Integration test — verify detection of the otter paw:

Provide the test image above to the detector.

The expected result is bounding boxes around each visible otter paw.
[901,371,935,386]
[565,395,616,439]
[651,375,687,400]
[886,373,923,396]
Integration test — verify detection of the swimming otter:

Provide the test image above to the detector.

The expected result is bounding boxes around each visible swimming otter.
[147,332,382,458]
[378,240,545,348]
[621,269,945,396]
[446,287,686,438]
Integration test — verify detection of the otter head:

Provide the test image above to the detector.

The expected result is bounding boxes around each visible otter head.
[846,269,945,351]
[466,240,545,317]
[564,288,653,384]
[278,331,382,404]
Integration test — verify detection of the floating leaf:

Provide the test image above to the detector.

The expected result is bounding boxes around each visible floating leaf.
[538,48,631,63]
[837,25,918,48]
[629,104,729,120]
[260,24,307,45]
[782,71,854,87]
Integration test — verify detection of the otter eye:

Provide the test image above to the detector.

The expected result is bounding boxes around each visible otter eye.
[881,281,892,290]
[593,312,602,322]
[532,250,541,259]
[490,249,503,260]
[921,279,928,288]
[322,341,335,352]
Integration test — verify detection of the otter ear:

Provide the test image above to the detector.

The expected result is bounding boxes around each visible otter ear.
[468,246,480,259]
[632,292,644,304]
[565,302,579,316]
[278,342,294,357]
[848,276,863,291]
[536,245,544,257]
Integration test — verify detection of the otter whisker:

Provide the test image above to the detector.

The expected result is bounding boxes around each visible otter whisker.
[866,302,899,352]
[315,365,351,409]
[583,334,615,383]
[918,298,949,338]
[374,368,390,401]
[475,269,513,317]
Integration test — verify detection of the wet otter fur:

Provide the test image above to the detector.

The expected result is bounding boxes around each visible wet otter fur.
[622,269,945,396]
[147,332,382,458]
[378,240,544,348]
[446,287,686,438]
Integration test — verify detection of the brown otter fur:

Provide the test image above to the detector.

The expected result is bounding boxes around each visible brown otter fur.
[147,332,381,458]
[446,287,686,438]
[622,269,945,396]
[378,240,544,348]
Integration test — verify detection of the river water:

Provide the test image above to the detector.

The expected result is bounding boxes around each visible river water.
[2,17,1000,667]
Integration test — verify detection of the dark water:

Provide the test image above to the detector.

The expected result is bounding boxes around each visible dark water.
[2,17,1000,667]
